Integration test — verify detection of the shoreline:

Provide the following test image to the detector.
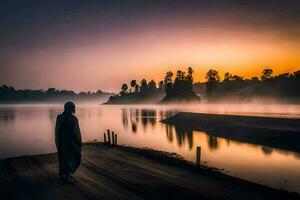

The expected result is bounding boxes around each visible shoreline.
[0,142,299,199]
[161,112,300,153]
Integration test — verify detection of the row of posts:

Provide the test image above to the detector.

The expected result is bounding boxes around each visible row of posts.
[196,146,201,166]
[104,129,118,146]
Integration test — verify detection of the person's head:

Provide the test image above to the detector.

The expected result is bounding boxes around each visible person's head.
[64,101,76,114]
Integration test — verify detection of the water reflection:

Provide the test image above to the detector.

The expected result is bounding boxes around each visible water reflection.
[207,136,220,150]
[120,108,288,154]
[261,146,274,155]
[0,108,15,123]
[174,127,193,150]
[121,108,226,151]
[1,105,300,193]
[119,108,300,190]
[165,125,174,142]
[122,109,129,128]
[122,109,162,133]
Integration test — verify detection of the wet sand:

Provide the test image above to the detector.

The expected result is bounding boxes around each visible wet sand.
[161,112,300,153]
[0,143,299,200]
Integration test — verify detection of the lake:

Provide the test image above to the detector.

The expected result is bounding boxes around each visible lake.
[1,104,300,193]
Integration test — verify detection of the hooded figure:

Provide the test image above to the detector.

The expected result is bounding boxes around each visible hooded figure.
[55,102,82,181]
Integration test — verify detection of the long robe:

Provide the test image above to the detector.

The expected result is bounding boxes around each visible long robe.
[55,112,82,175]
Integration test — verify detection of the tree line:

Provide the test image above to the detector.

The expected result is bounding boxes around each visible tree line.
[108,67,300,104]
[0,85,112,103]
[205,68,300,101]
[107,67,199,104]
[106,78,165,104]
[5,67,298,104]
[161,67,199,102]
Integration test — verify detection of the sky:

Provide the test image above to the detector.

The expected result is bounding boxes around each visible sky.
[0,0,300,92]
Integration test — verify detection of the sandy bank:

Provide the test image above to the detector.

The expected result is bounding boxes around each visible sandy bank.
[0,143,299,200]
[161,112,300,153]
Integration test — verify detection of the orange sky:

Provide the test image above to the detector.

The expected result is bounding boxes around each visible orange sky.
[1,0,299,92]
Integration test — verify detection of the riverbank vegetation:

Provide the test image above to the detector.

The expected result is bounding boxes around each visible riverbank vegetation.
[2,67,300,104]
[205,68,300,102]
[161,67,200,103]
[0,86,113,103]
[105,67,200,104]
[105,79,165,104]
[106,67,300,104]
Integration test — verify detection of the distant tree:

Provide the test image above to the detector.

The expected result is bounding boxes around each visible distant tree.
[251,77,259,81]
[0,84,111,103]
[121,84,128,94]
[293,70,300,79]
[276,73,290,80]
[158,81,164,89]
[224,72,233,81]
[148,80,157,91]
[140,79,148,93]
[47,88,57,95]
[164,71,173,84]
[134,84,140,93]
[261,69,273,81]
[2,85,9,89]
[96,90,103,95]
[187,67,194,82]
[161,67,199,102]
[175,70,186,81]
[231,75,244,81]
[130,80,137,93]
[205,69,220,97]
[164,71,173,96]
[205,69,220,84]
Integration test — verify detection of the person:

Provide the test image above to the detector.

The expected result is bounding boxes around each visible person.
[55,102,82,183]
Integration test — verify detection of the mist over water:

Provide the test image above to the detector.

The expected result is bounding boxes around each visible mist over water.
[1,103,300,192]
[158,102,300,118]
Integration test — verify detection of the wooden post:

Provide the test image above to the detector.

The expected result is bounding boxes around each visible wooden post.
[112,131,115,146]
[104,133,107,143]
[115,134,118,145]
[107,129,111,145]
[196,146,201,166]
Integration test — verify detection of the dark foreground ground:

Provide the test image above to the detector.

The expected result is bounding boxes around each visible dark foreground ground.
[162,112,300,153]
[0,143,299,200]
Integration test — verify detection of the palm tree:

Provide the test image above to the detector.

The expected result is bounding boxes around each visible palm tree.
[261,68,273,81]
[187,67,194,75]
[134,84,140,93]
[164,71,173,84]
[121,84,128,94]
[187,67,194,82]
[176,70,185,81]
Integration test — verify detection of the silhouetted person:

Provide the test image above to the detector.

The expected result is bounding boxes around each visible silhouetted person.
[55,102,82,183]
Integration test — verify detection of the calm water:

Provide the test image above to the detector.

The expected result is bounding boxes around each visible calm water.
[1,104,300,193]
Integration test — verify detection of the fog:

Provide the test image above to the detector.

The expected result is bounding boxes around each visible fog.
[3,97,300,119]
[101,100,300,119]
[177,102,300,118]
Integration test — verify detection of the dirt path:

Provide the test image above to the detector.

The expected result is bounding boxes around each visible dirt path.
[0,143,299,200]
